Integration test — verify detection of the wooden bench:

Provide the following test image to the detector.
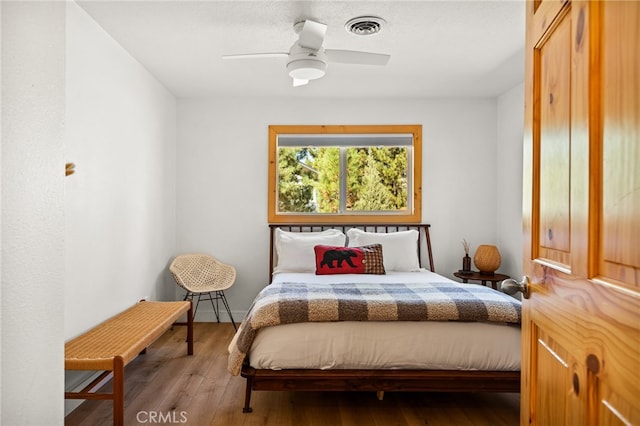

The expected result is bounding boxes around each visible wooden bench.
[65,300,193,426]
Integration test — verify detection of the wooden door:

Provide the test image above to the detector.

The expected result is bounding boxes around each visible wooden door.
[522,0,640,424]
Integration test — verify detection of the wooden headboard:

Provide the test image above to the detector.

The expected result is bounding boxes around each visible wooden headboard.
[268,223,434,281]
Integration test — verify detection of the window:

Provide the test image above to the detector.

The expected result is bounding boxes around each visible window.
[268,125,422,224]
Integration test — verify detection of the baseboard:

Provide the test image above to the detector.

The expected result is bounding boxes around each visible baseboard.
[189,308,246,324]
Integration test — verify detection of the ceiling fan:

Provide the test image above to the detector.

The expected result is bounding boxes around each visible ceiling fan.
[222,19,390,87]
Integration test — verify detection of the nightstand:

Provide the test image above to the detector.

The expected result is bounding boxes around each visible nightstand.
[453,271,510,290]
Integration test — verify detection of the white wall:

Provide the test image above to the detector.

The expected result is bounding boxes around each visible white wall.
[63,1,177,409]
[0,1,3,414]
[496,83,525,280]
[1,2,66,423]
[176,97,503,320]
[64,1,177,339]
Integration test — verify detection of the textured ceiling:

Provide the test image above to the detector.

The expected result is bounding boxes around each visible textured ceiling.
[77,0,525,99]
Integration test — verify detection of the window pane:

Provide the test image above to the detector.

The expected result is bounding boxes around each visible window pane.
[314,147,340,213]
[346,147,408,212]
[277,147,341,213]
[277,147,317,213]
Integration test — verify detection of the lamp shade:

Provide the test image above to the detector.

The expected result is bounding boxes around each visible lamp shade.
[287,58,326,80]
[473,245,501,275]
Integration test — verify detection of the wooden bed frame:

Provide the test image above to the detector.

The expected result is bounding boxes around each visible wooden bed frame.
[240,223,520,413]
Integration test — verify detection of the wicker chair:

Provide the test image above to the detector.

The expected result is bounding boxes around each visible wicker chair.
[169,253,237,331]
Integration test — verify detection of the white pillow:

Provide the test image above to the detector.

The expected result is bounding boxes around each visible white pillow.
[274,228,346,274]
[346,228,420,272]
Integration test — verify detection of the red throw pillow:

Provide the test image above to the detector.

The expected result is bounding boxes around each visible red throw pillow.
[314,244,385,275]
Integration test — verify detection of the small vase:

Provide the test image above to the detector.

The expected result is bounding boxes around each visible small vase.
[462,255,472,272]
[473,245,501,275]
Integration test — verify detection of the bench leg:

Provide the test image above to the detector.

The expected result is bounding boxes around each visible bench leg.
[187,300,194,355]
[113,356,125,426]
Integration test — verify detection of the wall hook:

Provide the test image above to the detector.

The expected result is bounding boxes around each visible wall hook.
[65,162,76,176]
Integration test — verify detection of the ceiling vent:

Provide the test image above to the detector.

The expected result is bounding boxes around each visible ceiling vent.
[345,16,385,36]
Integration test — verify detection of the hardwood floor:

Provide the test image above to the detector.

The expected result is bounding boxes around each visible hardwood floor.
[65,323,520,426]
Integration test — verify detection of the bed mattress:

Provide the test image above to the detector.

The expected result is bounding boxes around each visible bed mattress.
[238,271,521,371]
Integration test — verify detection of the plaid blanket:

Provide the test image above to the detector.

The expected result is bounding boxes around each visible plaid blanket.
[228,281,521,375]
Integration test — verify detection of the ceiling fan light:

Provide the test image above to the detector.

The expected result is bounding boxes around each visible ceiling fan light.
[287,59,326,80]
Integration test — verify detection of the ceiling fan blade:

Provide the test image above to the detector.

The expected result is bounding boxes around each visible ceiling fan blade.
[325,49,390,66]
[298,20,327,50]
[293,78,309,87]
[222,53,288,60]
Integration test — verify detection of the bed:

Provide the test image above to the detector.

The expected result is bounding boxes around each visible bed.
[229,224,521,413]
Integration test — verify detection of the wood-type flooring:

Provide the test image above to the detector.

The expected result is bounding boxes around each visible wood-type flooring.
[65,323,520,426]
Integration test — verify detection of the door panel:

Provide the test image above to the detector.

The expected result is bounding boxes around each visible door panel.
[599,388,637,426]
[599,1,640,289]
[532,328,585,425]
[522,1,640,425]
[538,9,572,268]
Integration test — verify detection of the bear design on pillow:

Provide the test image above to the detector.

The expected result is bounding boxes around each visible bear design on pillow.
[320,249,358,269]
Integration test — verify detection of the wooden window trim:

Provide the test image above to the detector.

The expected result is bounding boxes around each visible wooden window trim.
[268,124,422,224]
